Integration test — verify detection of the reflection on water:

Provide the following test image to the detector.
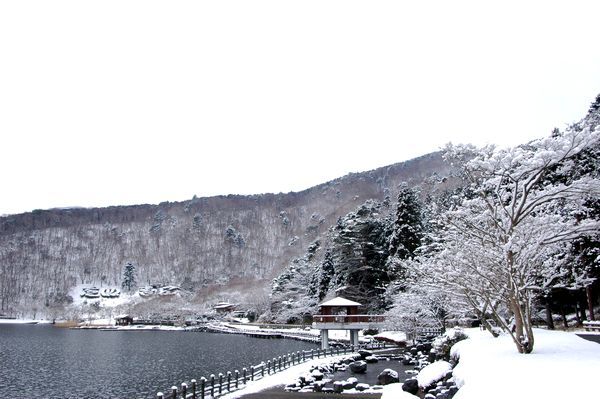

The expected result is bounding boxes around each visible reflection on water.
[0,324,317,398]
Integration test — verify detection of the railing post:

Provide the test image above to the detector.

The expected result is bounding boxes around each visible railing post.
[227,371,231,391]
[218,373,223,395]
[156,392,164,399]
[303,351,306,361]
[297,351,301,363]
[191,379,197,399]
[267,360,271,374]
[210,374,215,398]
[278,356,282,370]
[243,368,247,384]
[261,363,265,378]
[250,366,254,381]
[171,386,178,399]
[200,377,206,399]
[235,370,239,389]
[181,383,187,399]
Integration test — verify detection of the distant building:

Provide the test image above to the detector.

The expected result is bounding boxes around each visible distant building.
[115,315,133,326]
[214,302,236,313]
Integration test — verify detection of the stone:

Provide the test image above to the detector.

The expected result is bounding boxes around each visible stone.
[448,385,459,396]
[358,349,373,359]
[355,383,370,391]
[377,368,400,385]
[346,377,358,387]
[349,361,367,374]
[402,378,419,395]
[311,370,324,380]
[402,355,414,365]
[342,380,356,390]
[333,381,345,393]
[365,355,379,363]
[312,382,324,393]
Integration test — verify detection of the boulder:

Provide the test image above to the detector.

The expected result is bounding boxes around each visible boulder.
[355,383,370,391]
[377,368,400,385]
[365,355,379,363]
[358,349,373,359]
[311,370,324,380]
[349,361,367,374]
[312,382,325,392]
[346,377,358,387]
[402,378,419,395]
[333,381,345,393]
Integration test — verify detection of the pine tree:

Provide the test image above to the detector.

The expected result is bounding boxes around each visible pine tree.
[388,183,423,260]
[122,262,136,292]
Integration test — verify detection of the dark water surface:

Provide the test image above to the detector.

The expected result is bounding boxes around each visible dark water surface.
[0,324,317,399]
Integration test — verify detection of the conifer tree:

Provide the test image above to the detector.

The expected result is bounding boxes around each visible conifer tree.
[121,262,136,292]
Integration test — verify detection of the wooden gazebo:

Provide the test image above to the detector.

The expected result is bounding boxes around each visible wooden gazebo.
[312,296,384,349]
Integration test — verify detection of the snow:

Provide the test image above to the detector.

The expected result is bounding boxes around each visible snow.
[0,318,51,324]
[416,360,452,388]
[380,383,418,399]
[451,328,600,399]
[374,331,407,344]
[318,296,362,307]
[219,355,349,399]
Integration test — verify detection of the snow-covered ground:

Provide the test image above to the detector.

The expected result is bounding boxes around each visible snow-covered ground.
[219,355,350,399]
[451,328,600,399]
[0,318,51,324]
[69,283,137,308]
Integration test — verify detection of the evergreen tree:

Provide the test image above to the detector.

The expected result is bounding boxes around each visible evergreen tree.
[121,262,136,292]
[388,183,423,260]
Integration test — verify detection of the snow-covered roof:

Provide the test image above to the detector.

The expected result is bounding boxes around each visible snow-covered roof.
[318,297,362,307]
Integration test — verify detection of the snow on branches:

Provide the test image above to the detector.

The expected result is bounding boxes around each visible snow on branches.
[412,121,600,354]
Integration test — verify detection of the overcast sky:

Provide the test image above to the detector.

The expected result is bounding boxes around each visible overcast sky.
[1,1,599,216]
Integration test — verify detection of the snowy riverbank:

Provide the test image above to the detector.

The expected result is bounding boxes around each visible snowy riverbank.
[0,318,52,324]
[449,328,600,399]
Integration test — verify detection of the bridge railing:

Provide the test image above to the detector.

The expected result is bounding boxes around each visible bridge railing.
[156,342,387,399]
[312,314,385,324]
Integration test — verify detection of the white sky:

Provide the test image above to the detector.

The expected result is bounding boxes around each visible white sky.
[1,1,600,216]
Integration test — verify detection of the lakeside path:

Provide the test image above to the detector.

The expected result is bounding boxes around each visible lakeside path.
[221,348,403,399]
[239,387,381,399]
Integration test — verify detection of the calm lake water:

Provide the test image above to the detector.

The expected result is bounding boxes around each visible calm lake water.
[0,324,317,399]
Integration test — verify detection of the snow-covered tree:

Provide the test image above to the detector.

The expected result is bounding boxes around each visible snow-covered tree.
[388,183,423,261]
[411,122,600,354]
[385,286,457,342]
[121,262,136,292]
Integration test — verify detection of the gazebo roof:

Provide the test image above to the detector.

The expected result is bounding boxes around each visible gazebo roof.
[318,296,362,307]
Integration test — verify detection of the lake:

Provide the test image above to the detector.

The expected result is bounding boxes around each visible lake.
[0,324,317,398]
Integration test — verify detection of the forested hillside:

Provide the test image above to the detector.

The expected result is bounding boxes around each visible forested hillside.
[267,95,600,337]
[0,151,451,316]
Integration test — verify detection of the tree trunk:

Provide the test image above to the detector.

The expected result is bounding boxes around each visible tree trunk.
[586,285,595,321]
[574,301,582,326]
[545,301,555,330]
[560,306,568,329]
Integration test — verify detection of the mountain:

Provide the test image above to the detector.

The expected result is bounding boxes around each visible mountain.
[0,151,454,317]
